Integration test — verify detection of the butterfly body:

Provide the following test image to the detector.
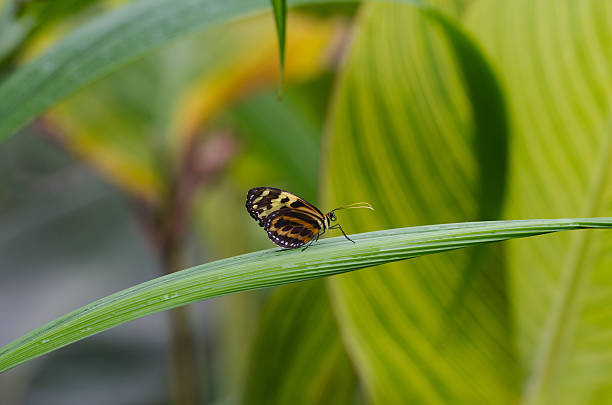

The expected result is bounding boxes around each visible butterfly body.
[246,187,372,250]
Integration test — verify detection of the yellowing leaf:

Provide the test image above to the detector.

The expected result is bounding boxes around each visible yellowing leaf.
[174,12,344,144]
[44,12,344,204]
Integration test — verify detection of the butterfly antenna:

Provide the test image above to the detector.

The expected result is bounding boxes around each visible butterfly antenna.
[331,202,374,212]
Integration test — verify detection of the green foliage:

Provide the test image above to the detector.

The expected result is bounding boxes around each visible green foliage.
[243,280,356,404]
[0,0,102,69]
[322,3,516,402]
[269,0,287,92]
[2,218,608,374]
[42,12,337,203]
[0,0,420,141]
[0,0,270,140]
[469,1,612,403]
[1,0,612,403]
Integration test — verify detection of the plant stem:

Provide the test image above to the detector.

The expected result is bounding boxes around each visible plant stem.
[154,133,237,404]
[163,243,198,405]
[169,307,198,405]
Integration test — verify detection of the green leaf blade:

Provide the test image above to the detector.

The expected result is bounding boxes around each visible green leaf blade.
[269,0,287,94]
[0,218,611,374]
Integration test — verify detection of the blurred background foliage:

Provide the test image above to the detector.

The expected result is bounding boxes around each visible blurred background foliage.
[0,0,611,404]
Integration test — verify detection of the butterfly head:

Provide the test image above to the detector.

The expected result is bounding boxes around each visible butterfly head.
[327,202,374,226]
[326,211,337,222]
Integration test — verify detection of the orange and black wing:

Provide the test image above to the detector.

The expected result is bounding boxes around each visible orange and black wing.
[246,187,325,227]
[263,208,322,249]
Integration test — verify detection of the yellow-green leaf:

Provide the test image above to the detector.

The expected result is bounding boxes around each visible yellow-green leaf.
[468,1,612,403]
[323,2,516,403]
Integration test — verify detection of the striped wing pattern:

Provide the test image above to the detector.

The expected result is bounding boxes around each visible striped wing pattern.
[264,209,322,249]
[246,187,326,248]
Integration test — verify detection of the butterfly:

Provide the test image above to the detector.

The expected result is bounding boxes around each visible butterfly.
[246,187,373,250]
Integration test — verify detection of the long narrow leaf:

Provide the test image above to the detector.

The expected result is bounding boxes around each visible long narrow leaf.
[1,218,611,373]
[269,0,287,94]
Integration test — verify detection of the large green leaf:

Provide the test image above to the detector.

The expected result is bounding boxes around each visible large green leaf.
[1,218,609,374]
[468,1,612,404]
[323,2,515,403]
[242,280,356,404]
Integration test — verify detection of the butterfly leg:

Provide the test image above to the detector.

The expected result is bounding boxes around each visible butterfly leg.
[301,232,321,251]
[330,223,355,243]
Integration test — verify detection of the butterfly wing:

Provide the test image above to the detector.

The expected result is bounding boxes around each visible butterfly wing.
[263,208,322,249]
[246,187,325,228]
